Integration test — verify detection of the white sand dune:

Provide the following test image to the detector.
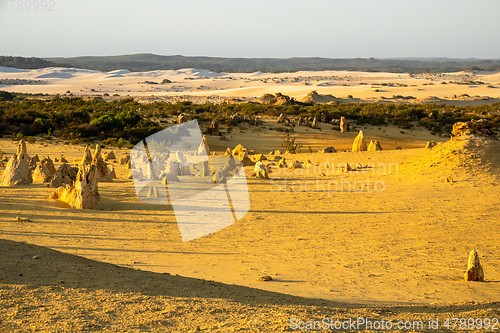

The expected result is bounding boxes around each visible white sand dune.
[107,69,132,75]
[35,72,75,79]
[1,66,498,105]
[0,66,29,73]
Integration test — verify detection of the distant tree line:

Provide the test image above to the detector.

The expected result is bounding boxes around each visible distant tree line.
[0,56,60,69]
[43,54,500,74]
[2,55,500,73]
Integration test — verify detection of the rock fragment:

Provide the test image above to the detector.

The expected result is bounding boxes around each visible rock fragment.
[258,275,273,282]
[425,141,437,149]
[367,140,383,151]
[319,147,336,153]
[251,161,269,179]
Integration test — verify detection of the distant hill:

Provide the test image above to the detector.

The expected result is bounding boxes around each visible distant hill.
[0,54,494,74]
[0,56,60,69]
[45,54,500,74]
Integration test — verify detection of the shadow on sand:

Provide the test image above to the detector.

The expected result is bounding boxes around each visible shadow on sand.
[1,238,498,315]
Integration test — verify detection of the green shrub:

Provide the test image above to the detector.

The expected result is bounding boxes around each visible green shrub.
[102,137,118,146]
[90,115,122,131]
[116,138,126,148]
[392,107,419,121]
[0,93,498,145]
[116,110,142,127]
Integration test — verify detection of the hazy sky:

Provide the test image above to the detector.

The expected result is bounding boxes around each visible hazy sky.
[1,0,499,59]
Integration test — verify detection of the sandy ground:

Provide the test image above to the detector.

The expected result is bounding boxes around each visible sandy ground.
[1,239,498,333]
[1,119,499,331]
[1,65,499,330]
[1,67,500,105]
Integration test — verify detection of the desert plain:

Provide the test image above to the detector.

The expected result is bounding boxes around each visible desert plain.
[0,66,499,332]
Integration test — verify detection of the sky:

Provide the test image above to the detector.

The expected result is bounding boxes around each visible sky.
[0,0,499,59]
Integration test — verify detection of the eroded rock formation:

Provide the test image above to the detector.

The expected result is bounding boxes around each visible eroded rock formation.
[33,164,51,183]
[452,119,497,139]
[49,165,102,210]
[340,116,348,133]
[92,145,113,182]
[352,131,367,152]
[464,250,484,282]
[0,140,32,186]
[251,161,269,179]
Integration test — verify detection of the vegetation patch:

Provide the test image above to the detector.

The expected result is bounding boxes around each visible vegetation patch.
[1,92,499,146]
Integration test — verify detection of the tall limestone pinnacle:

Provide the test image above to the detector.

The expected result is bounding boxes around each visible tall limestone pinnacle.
[0,139,32,186]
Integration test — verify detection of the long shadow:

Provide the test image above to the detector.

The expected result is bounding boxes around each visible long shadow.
[49,245,237,255]
[100,198,175,212]
[248,210,398,215]
[0,230,163,243]
[0,238,342,309]
[4,196,242,223]
[0,211,178,224]
[1,238,497,315]
[47,197,176,214]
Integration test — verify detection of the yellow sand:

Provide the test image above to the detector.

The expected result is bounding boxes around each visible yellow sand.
[1,123,498,308]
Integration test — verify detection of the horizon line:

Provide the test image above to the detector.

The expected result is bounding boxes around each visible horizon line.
[3,54,495,61]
